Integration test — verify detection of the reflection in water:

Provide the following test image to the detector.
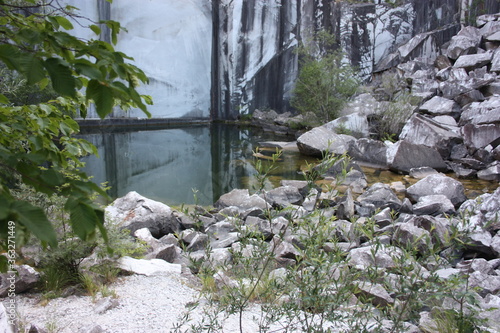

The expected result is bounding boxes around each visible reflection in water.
[80,123,497,207]
[80,124,310,206]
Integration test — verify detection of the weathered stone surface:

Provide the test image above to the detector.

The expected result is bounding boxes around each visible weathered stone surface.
[117,256,182,276]
[477,161,500,181]
[325,113,370,137]
[468,271,500,296]
[340,93,382,117]
[454,52,493,71]
[386,140,448,173]
[491,48,500,72]
[297,126,356,157]
[0,303,13,333]
[399,114,462,159]
[445,35,480,60]
[461,123,500,149]
[348,245,402,269]
[412,194,456,216]
[0,265,39,297]
[354,281,394,307]
[348,138,388,167]
[393,223,431,254]
[419,96,460,116]
[106,191,180,238]
[357,183,402,211]
[265,186,303,208]
[214,189,269,210]
[409,167,439,179]
[406,174,467,207]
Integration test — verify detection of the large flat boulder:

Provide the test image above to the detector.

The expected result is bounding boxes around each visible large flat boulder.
[386,140,448,173]
[461,123,500,149]
[106,191,181,238]
[406,174,467,207]
[348,138,388,167]
[399,113,462,159]
[296,126,356,157]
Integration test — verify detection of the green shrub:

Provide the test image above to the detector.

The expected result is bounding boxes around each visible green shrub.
[292,31,359,123]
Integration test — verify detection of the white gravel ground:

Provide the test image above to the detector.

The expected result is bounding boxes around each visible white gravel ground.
[14,272,280,333]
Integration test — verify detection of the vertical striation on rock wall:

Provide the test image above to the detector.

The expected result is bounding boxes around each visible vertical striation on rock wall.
[68,0,500,120]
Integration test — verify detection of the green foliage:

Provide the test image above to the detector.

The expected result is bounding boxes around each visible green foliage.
[292,31,359,122]
[0,0,152,261]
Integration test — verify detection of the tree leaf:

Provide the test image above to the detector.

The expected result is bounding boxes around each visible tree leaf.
[67,200,98,241]
[0,44,21,71]
[86,79,113,118]
[19,55,45,85]
[0,94,9,104]
[44,58,77,97]
[54,16,74,30]
[90,24,101,35]
[10,201,57,247]
[74,61,104,80]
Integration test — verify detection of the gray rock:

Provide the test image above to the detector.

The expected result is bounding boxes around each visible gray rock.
[348,138,388,167]
[214,189,269,211]
[348,245,402,269]
[432,115,458,127]
[106,191,181,238]
[419,96,460,117]
[393,223,431,254]
[280,180,310,197]
[372,207,393,228]
[454,52,493,71]
[468,271,500,297]
[412,194,456,216]
[461,123,500,149]
[406,174,467,207]
[0,303,13,333]
[399,114,462,159]
[477,161,500,181]
[445,35,480,60]
[342,169,368,193]
[325,113,370,137]
[117,256,182,276]
[296,126,356,157]
[468,230,493,254]
[265,186,303,208]
[386,140,448,173]
[336,188,355,220]
[147,244,181,263]
[94,296,119,314]
[0,265,40,297]
[477,14,499,28]
[491,48,500,72]
[411,215,452,245]
[434,54,452,70]
[354,281,394,307]
[186,233,209,251]
[492,233,500,257]
[274,240,300,262]
[409,167,439,179]
[357,183,402,211]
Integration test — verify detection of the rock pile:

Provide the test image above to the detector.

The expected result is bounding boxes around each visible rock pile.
[97,174,500,332]
[293,13,500,181]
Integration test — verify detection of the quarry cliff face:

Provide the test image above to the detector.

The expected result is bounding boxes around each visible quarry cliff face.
[68,0,499,120]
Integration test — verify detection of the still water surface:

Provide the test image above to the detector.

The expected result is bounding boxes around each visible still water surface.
[80,123,315,206]
[80,123,497,207]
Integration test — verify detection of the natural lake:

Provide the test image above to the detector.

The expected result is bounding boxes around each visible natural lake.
[80,123,497,207]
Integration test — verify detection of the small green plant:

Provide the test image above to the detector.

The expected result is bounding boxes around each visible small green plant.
[80,272,101,299]
[292,30,359,123]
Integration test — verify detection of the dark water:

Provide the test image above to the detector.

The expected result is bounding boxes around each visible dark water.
[79,123,316,206]
[80,123,497,207]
